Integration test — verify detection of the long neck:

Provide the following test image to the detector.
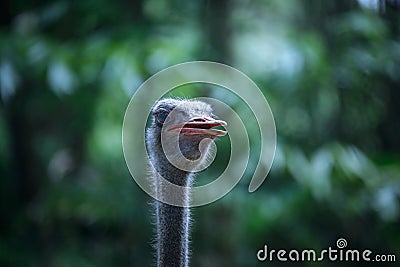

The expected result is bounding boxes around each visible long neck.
[156,197,191,267]
[151,141,193,267]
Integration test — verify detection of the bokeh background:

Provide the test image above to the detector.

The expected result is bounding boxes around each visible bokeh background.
[1,0,400,266]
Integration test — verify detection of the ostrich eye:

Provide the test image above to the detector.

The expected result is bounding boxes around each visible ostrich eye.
[155,109,169,124]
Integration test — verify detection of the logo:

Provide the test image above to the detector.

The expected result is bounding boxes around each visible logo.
[257,238,397,263]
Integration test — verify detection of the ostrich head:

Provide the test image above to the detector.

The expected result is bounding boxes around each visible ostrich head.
[147,98,227,164]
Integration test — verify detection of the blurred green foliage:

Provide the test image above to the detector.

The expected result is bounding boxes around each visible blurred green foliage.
[1,0,400,266]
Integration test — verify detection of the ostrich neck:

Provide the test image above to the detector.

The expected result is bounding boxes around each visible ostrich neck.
[156,200,191,267]
[152,142,194,267]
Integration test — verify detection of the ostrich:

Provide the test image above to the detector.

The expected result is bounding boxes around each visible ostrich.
[146,98,227,267]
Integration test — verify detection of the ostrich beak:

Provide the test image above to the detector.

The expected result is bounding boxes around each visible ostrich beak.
[166,117,227,137]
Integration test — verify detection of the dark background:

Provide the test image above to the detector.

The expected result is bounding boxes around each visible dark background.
[1,0,399,266]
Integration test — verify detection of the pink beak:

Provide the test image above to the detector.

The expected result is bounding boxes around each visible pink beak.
[166,117,227,137]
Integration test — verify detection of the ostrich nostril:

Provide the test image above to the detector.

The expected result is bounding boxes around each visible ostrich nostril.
[190,117,207,122]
